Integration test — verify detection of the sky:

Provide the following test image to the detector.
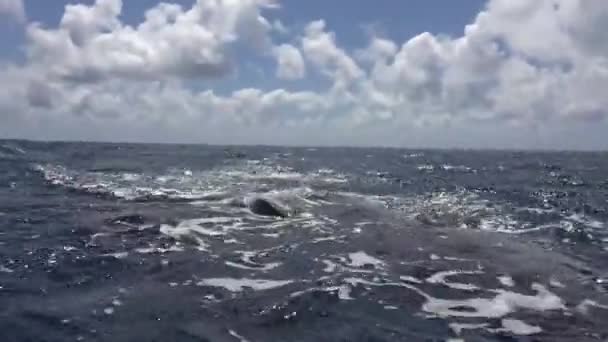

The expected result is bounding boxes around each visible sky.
[0,0,607,150]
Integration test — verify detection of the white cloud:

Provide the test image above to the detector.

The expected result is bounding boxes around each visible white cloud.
[1,0,608,149]
[24,0,275,82]
[0,0,25,22]
[273,44,306,80]
[301,20,364,88]
[338,0,608,130]
[356,37,397,64]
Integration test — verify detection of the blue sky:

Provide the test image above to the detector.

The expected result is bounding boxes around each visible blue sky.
[18,1,487,40]
[1,0,607,149]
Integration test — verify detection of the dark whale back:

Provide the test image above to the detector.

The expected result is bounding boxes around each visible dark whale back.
[248,198,287,218]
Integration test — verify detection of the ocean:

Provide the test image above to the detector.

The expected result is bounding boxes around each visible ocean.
[1,140,607,341]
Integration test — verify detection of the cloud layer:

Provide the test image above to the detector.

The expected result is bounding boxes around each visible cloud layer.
[1,0,607,149]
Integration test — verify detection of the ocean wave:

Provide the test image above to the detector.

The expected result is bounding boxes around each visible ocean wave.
[347,189,607,243]
[30,159,607,249]
[32,161,348,202]
[0,143,26,156]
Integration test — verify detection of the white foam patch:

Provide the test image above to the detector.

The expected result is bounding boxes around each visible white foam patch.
[344,277,406,289]
[0,265,14,273]
[196,278,293,292]
[498,275,515,287]
[576,299,608,314]
[400,275,423,284]
[338,284,353,300]
[235,249,290,268]
[442,256,475,262]
[236,251,259,265]
[159,216,253,250]
[228,330,250,342]
[289,283,354,301]
[322,260,339,273]
[549,278,565,288]
[517,207,556,215]
[258,186,338,212]
[161,217,243,237]
[320,257,375,275]
[311,236,341,243]
[567,214,604,229]
[426,270,483,291]
[449,323,489,335]
[421,283,565,318]
[261,233,281,238]
[247,171,303,181]
[441,164,474,173]
[225,261,281,271]
[103,252,129,259]
[500,319,542,335]
[135,245,184,254]
[367,189,550,235]
[417,164,435,171]
[347,251,385,268]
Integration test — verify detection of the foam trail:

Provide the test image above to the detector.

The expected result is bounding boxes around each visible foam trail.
[426,270,483,291]
[225,261,281,271]
[196,278,293,292]
[228,330,250,342]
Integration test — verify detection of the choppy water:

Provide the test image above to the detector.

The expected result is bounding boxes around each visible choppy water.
[1,140,607,341]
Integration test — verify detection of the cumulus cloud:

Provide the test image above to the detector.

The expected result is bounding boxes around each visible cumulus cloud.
[356,37,397,64]
[0,0,25,22]
[301,20,364,88]
[1,0,608,148]
[24,0,276,82]
[360,0,608,126]
[273,44,306,80]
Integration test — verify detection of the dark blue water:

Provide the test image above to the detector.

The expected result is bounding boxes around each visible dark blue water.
[1,140,607,341]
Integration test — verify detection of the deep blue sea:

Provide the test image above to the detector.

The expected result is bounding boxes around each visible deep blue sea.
[1,140,607,341]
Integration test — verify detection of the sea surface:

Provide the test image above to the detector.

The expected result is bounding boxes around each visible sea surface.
[1,140,607,342]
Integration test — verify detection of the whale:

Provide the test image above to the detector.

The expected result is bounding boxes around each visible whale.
[248,197,288,218]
